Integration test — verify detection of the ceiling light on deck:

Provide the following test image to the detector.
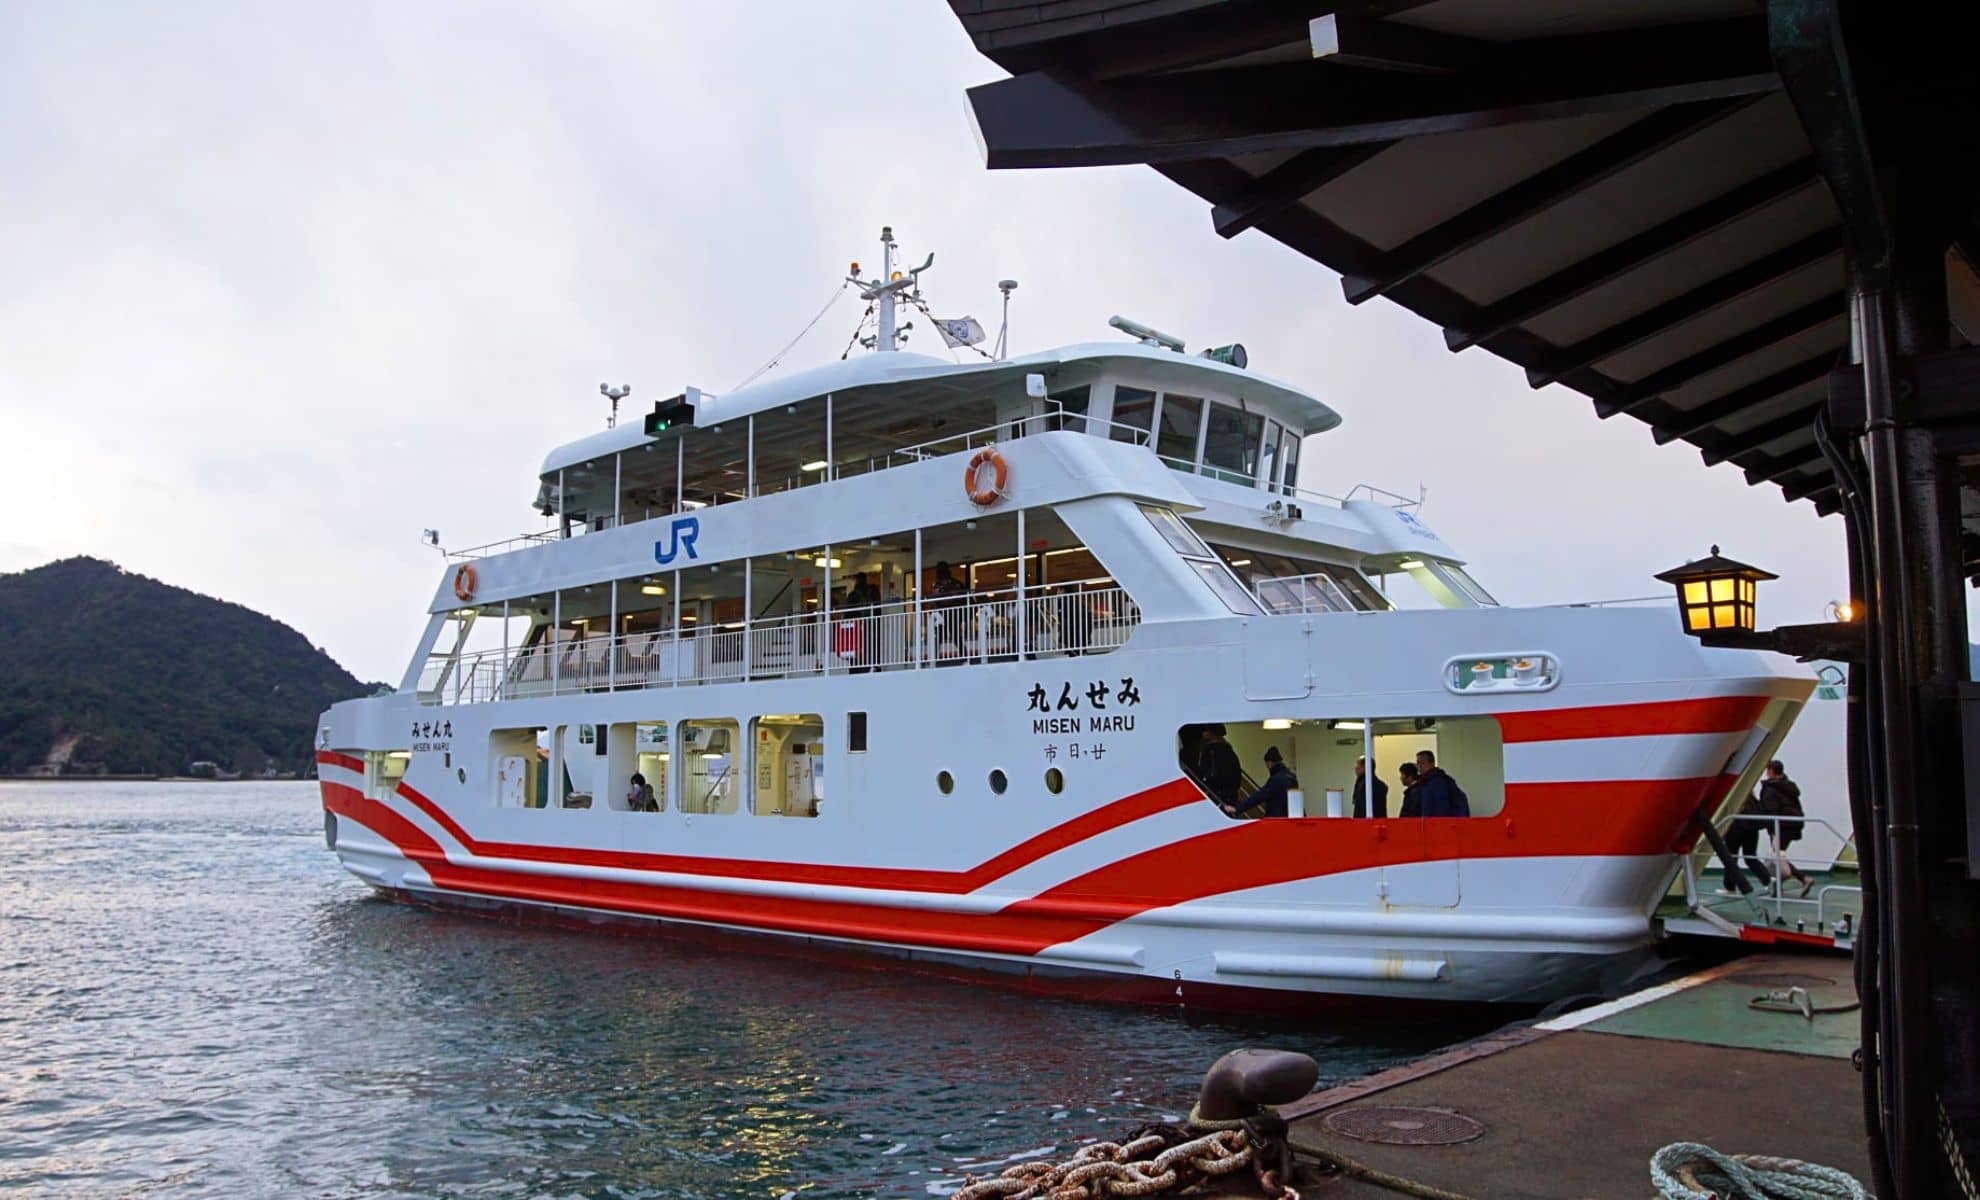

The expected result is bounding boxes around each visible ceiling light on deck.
[1262,718,1294,730]
[641,584,666,596]
[1398,560,1425,570]
[1229,558,1253,567]
[1332,720,1365,731]
[800,460,830,472]
[813,557,842,569]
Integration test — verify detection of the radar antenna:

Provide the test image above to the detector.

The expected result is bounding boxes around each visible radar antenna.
[601,382,631,428]
[995,279,1018,361]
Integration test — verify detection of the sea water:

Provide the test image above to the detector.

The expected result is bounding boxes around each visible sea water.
[0,782,1490,1197]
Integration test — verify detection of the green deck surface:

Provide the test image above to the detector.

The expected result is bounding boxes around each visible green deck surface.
[1580,965,1860,1059]
[1657,867,1863,939]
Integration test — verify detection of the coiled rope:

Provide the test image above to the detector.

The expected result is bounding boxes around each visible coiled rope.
[1650,1142,1870,1200]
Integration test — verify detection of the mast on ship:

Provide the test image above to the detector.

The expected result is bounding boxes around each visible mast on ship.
[848,226,931,353]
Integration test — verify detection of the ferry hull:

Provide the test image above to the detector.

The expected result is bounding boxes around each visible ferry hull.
[322,759,1674,1008]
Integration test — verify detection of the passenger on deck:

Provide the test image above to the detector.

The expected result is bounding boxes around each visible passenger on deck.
[1351,755,1387,819]
[1396,762,1421,818]
[1198,724,1242,809]
[626,772,657,812]
[1227,746,1297,818]
[846,572,882,608]
[1413,750,1470,817]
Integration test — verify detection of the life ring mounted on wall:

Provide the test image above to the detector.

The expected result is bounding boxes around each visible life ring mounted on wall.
[453,563,478,603]
[964,446,1008,507]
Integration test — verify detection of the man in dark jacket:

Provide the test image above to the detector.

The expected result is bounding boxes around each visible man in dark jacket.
[1199,724,1243,808]
[1412,750,1469,817]
[1747,759,1812,894]
[1229,746,1297,818]
[1396,762,1422,818]
[1351,755,1387,819]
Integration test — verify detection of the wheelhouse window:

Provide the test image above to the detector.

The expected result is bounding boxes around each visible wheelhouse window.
[1110,386,1156,444]
[1259,421,1282,492]
[1155,393,1202,469]
[1202,403,1265,484]
[1049,385,1090,433]
[1279,429,1303,494]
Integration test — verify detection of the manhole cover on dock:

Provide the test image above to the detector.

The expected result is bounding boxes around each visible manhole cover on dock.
[1322,1106,1485,1146]
[1738,971,1838,988]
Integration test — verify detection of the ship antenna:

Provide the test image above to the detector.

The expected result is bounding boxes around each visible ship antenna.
[995,279,1018,361]
[847,226,931,353]
[600,382,631,428]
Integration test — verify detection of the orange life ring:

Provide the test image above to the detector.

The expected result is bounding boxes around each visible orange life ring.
[964,446,1008,507]
[453,563,477,603]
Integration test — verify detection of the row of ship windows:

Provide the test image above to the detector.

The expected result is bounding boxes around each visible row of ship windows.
[460,713,1064,815]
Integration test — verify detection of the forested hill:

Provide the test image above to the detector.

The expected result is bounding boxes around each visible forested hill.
[0,557,376,776]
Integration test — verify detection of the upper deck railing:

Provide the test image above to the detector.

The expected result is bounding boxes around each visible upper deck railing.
[419,584,1140,705]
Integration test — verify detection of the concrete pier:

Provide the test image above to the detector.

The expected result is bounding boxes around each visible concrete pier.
[1268,954,1868,1198]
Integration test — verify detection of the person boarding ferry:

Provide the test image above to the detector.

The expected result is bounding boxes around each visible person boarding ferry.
[1226,747,1297,819]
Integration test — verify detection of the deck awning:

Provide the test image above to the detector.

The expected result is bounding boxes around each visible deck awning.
[950,0,1980,567]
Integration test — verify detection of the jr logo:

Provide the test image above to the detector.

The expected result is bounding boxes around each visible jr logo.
[654,516,701,565]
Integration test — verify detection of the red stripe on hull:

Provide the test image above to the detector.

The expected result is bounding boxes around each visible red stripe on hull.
[1495,696,1772,743]
[319,751,1200,896]
[320,771,1715,956]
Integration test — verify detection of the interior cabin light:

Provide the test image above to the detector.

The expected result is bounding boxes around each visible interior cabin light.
[800,460,830,472]
[1261,718,1294,730]
[1333,720,1366,731]
[1398,560,1425,570]
[814,557,842,569]
[1229,558,1253,567]
[641,585,666,596]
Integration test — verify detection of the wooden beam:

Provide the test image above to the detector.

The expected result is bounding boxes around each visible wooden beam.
[1652,354,1834,444]
[1309,13,1490,74]
[1445,159,1817,352]
[1594,290,1845,417]
[966,21,1777,169]
[1213,142,1394,238]
[963,2,1433,80]
[1528,229,1838,390]
[1341,99,1753,306]
[1750,446,1830,489]
[1700,402,1822,466]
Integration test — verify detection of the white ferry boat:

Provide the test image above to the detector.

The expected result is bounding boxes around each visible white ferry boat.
[317,230,1813,1010]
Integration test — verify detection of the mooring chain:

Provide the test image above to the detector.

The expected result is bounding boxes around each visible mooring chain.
[948,1127,1261,1200]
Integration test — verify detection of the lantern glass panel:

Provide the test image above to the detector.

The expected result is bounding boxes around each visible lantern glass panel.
[1740,579,1755,603]
[1712,603,1737,628]
[1683,605,1710,633]
[1684,581,1708,605]
[1710,577,1734,602]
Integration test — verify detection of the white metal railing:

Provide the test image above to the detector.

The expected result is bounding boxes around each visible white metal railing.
[449,530,557,560]
[1682,814,1860,936]
[417,585,1141,705]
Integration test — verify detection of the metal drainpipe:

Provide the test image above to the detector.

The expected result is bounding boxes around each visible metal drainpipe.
[1855,282,1931,1192]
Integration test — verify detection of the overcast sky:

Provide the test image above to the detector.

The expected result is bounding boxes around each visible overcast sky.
[3,2,1856,683]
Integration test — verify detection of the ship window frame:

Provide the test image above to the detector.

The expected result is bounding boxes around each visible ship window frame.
[847,711,867,753]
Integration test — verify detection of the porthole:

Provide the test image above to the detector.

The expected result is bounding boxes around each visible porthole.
[1044,767,1064,794]
[937,770,955,795]
[989,769,1009,795]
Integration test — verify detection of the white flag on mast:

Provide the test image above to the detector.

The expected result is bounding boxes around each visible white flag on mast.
[934,316,986,348]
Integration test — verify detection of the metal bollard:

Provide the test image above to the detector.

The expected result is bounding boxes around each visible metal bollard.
[1193,1048,1320,1126]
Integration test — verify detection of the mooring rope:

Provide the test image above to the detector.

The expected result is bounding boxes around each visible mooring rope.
[1650,1142,1870,1200]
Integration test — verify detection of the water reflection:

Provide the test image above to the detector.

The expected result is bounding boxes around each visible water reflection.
[2,783,1496,1198]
